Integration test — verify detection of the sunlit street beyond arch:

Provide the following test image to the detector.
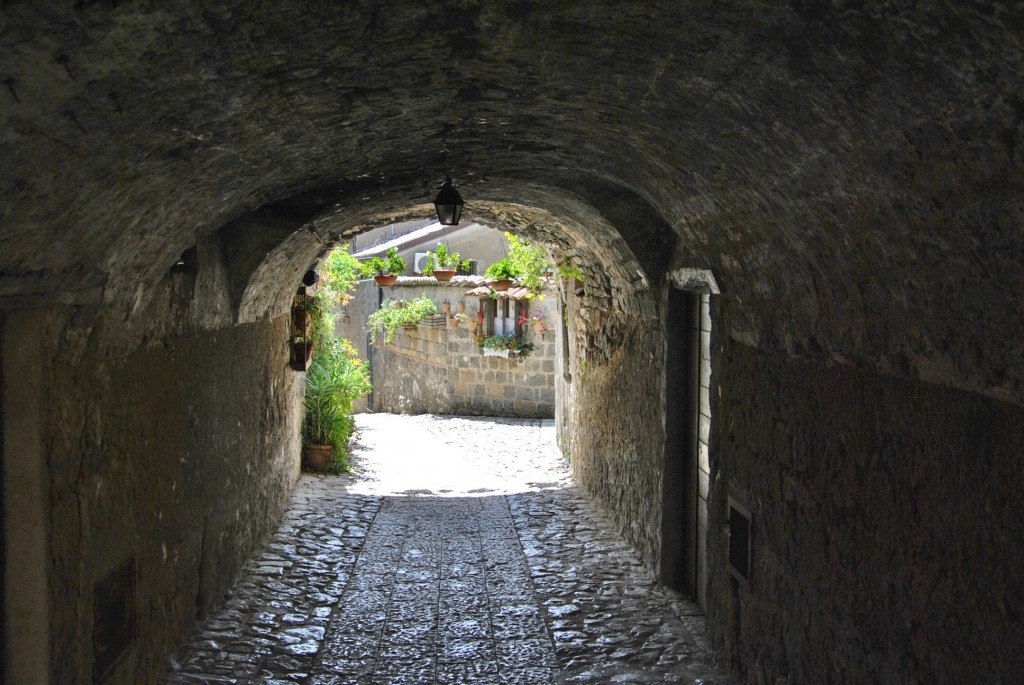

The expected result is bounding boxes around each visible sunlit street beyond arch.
[162,414,738,685]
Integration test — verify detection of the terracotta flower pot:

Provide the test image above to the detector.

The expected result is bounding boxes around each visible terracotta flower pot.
[447,317,460,330]
[433,269,456,282]
[456,301,466,314]
[374,274,398,287]
[491,279,513,292]
[303,444,334,472]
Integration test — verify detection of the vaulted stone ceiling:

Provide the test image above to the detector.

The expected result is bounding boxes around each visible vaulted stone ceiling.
[1,1,1021,402]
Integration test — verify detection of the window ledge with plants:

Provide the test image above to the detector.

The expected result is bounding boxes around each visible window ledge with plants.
[477,334,535,361]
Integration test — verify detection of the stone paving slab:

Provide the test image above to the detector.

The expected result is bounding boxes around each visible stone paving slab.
[162,414,739,685]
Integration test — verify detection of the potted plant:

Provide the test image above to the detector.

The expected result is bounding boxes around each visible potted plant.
[477,334,535,360]
[366,295,439,344]
[484,257,519,291]
[454,312,478,333]
[423,243,469,282]
[359,247,407,286]
[529,308,549,336]
[302,339,371,472]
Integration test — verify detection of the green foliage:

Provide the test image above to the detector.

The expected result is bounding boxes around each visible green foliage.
[477,334,535,359]
[319,246,361,303]
[303,339,371,471]
[366,295,439,344]
[506,232,551,298]
[301,252,368,471]
[359,247,407,278]
[485,232,552,298]
[422,243,470,273]
[556,259,585,282]
[305,293,334,351]
[484,257,519,281]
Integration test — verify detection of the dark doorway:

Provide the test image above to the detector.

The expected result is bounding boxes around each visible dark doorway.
[660,289,710,608]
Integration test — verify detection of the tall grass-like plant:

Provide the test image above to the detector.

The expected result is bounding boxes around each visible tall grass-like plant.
[302,244,372,471]
[303,338,371,471]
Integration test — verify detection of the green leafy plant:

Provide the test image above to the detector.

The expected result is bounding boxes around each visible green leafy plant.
[320,246,361,303]
[422,243,470,273]
[505,231,551,297]
[484,257,519,281]
[366,295,439,344]
[300,257,370,471]
[303,338,372,471]
[359,247,407,278]
[556,259,585,283]
[476,334,535,359]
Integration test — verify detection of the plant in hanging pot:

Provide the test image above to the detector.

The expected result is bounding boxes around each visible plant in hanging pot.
[529,308,549,336]
[423,243,470,282]
[359,247,407,286]
[454,312,478,332]
[484,257,519,291]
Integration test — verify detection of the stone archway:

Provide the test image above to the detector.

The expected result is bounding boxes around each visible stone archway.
[2,3,1024,683]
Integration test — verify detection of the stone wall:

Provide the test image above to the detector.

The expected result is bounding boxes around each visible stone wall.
[556,278,669,575]
[339,278,556,418]
[707,337,1024,684]
[36,314,302,684]
[2,232,306,685]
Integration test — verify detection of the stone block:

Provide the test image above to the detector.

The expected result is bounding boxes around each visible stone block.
[514,399,536,415]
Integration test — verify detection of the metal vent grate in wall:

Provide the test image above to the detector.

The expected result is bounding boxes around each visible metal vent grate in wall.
[728,497,752,584]
[93,557,136,683]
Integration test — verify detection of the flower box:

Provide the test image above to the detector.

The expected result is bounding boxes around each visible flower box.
[483,347,516,358]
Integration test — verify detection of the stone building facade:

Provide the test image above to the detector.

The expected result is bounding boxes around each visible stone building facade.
[2,4,1023,685]
[338,278,557,418]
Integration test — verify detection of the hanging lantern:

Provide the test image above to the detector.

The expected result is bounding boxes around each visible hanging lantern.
[433,175,464,226]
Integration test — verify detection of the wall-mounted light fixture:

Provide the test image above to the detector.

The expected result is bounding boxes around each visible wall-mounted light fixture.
[433,175,464,226]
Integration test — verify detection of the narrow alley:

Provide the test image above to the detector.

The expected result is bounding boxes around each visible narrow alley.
[161,414,738,684]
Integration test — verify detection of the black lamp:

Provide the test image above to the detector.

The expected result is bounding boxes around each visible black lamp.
[433,175,464,226]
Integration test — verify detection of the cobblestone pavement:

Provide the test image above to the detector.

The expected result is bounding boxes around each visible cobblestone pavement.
[163,414,739,685]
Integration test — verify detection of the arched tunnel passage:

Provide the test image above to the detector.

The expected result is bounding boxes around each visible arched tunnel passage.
[3,176,712,684]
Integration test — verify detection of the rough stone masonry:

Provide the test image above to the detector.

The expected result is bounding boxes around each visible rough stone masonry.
[1,3,1022,684]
